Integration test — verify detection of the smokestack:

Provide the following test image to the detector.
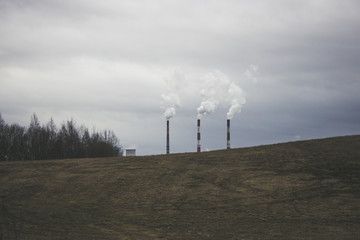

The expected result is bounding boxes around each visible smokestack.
[197,119,201,152]
[227,119,230,150]
[166,120,170,154]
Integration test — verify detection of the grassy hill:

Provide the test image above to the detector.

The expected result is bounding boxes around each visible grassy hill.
[1,135,360,239]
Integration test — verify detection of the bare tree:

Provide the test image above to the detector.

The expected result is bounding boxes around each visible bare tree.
[0,113,122,161]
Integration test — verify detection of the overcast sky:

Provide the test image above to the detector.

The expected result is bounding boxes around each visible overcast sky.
[1,0,360,155]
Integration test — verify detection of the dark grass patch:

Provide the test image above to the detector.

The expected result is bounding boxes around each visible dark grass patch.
[1,135,360,239]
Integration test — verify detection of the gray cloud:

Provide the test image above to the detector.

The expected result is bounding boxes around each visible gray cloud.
[1,0,360,155]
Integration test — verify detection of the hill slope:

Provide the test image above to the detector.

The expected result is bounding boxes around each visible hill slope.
[1,135,360,239]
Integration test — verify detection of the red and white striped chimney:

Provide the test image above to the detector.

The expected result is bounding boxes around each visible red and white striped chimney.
[166,120,170,154]
[197,119,201,153]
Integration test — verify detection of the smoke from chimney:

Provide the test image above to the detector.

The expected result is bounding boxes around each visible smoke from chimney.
[197,119,201,152]
[197,70,227,119]
[161,92,181,120]
[197,70,246,120]
[160,71,182,120]
[227,82,246,120]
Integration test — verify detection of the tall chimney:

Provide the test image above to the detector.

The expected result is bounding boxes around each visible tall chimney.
[166,119,170,154]
[197,119,201,153]
[227,119,230,150]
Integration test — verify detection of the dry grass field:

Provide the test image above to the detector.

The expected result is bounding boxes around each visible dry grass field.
[1,135,360,239]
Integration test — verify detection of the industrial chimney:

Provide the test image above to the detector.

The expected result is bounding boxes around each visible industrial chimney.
[227,119,230,150]
[166,119,170,154]
[197,119,201,152]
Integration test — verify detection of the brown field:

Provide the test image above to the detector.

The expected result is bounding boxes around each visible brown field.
[1,135,360,239]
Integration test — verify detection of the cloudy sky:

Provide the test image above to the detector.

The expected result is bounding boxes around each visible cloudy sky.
[1,0,359,155]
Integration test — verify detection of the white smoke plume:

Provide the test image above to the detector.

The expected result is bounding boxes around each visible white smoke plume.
[160,71,182,119]
[197,70,246,120]
[226,82,246,119]
[197,70,229,119]
[161,92,181,119]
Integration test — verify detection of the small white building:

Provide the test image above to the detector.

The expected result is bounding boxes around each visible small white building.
[125,149,136,157]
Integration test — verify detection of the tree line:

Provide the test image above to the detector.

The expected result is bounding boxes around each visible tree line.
[0,113,123,161]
